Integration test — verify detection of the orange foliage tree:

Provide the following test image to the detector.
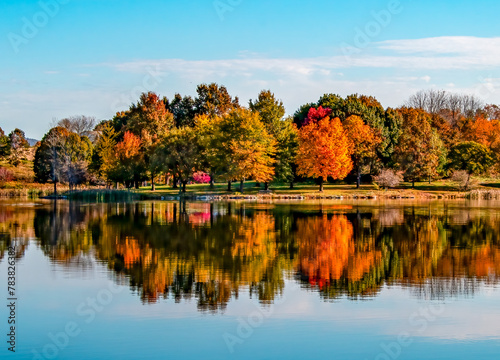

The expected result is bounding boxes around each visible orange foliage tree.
[463,115,500,154]
[296,112,353,191]
[110,131,145,188]
[343,115,381,188]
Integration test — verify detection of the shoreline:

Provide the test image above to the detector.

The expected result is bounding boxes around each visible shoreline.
[2,183,500,201]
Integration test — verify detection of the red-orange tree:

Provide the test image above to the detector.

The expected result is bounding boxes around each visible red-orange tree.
[110,131,145,188]
[296,114,353,191]
[343,115,381,188]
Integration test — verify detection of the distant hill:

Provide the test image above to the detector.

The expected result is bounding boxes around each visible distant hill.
[27,138,39,146]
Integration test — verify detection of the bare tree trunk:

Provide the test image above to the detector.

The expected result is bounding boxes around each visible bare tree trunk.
[172,174,178,189]
[182,181,187,193]
[264,182,269,191]
[227,181,232,192]
[210,173,215,189]
[290,181,294,189]
[319,178,324,192]
[356,165,361,189]
[53,181,57,197]
[239,179,244,193]
[151,175,155,191]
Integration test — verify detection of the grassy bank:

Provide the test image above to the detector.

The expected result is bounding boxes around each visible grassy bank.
[3,176,500,201]
[133,179,500,200]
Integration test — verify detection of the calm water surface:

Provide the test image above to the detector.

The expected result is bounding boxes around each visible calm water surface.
[2,199,500,359]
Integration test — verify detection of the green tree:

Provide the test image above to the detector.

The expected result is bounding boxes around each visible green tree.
[249,90,286,133]
[274,118,299,188]
[156,127,202,193]
[167,93,196,127]
[90,121,117,184]
[249,90,297,189]
[292,102,316,128]
[448,141,495,182]
[194,83,239,117]
[0,128,11,158]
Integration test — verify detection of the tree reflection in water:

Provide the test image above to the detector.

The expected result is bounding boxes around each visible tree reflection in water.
[1,200,500,311]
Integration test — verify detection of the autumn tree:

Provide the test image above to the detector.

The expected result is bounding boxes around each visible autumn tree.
[203,108,276,192]
[395,108,446,186]
[8,128,29,150]
[343,115,381,188]
[125,92,174,137]
[315,94,402,166]
[125,92,175,189]
[110,131,145,188]
[7,128,30,166]
[34,127,93,194]
[296,108,353,192]
[462,115,500,153]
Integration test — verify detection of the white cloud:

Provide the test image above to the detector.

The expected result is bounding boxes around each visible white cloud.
[7,36,500,138]
[103,36,500,77]
[377,36,500,55]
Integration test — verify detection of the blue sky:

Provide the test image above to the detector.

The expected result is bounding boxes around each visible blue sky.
[1,0,500,139]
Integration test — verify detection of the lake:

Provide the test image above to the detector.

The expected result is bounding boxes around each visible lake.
[1,199,500,359]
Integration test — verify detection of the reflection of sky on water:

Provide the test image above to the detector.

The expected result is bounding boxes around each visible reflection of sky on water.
[2,241,500,360]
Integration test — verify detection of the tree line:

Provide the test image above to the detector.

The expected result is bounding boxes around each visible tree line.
[27,84,500,192]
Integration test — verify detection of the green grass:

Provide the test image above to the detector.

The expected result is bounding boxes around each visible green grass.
[132,179,500,198]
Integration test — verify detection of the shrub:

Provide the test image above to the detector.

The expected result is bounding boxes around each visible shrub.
[193,172,211,184]
[373,169,403,189]
[0,167,14,182]
[451,170,477,191]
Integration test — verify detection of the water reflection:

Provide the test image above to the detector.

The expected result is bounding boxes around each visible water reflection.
[1,200,500,309]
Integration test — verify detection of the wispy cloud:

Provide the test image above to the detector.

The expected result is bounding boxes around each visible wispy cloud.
[102,36,500,76]
[378,36,500,54]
